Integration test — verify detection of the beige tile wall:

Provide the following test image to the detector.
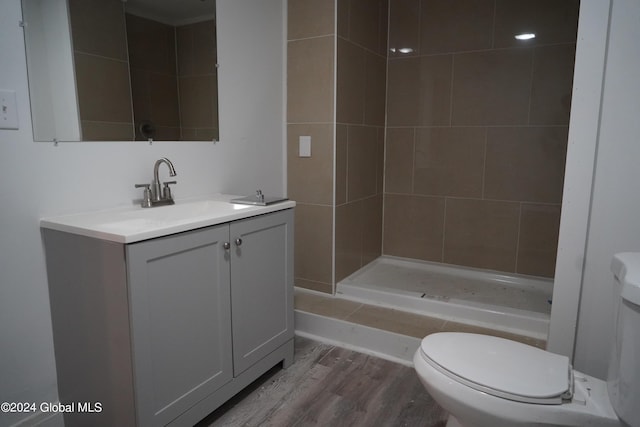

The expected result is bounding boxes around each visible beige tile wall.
[383,0,579,277]
[127,15,219,142]
[289,0,575,291]
[126,14,181,141]
[176,20,219,141]
[69,0,218,142]
[287,0,336,294]
[69,0,134,140]
[288,0,387,291]
[335,0,388,283]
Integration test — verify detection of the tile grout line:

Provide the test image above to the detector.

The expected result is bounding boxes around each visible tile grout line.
[382,192,562,207]
[481,127,488,199]
[526,47,536,125]
[383,124,570,129]
[288,33,335,43]
[441,198,447,262]
[514,202,523,274]
[410,127,416,193]
[449,54,455,126]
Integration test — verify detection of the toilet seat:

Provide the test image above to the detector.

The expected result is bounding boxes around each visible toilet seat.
[419,333,573,405]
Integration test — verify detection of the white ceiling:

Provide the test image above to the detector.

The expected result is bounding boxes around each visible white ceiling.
[124,0,215,26]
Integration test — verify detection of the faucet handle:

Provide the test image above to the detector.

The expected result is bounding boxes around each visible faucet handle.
[162,181,177,201]
[135,184,152,208]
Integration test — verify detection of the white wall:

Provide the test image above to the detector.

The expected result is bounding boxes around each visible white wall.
[3,0,638,422]
[573,0,640,379]
[0,0,285,425]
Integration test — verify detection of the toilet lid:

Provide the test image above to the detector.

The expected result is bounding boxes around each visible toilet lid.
[420,332,572,404]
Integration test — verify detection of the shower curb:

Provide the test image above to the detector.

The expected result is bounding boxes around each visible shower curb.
[294,309,422,367]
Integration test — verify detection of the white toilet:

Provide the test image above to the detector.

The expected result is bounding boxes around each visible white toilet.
[414,252,640,427]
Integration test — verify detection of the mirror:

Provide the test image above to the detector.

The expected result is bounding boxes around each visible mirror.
[21,0,218,142]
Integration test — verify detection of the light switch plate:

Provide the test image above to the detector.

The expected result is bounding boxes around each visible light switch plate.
[299,135,311,157]
[0,90,19,130]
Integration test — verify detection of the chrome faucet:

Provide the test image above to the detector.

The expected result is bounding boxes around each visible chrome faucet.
[135,157,177,207]
[152,158,176,202]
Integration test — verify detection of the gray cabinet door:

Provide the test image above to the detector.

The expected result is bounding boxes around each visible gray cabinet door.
[127,225,233,426]
[230,209,294,375]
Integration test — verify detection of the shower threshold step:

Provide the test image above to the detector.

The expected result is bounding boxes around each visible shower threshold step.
[294,287,546,366]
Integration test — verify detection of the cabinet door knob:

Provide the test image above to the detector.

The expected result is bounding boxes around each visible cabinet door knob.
[223,242,230,250]
[235,238,243,246]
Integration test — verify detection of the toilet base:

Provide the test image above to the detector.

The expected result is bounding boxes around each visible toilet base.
[414,348,622,427]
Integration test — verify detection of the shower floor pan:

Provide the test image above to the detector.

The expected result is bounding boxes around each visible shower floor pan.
[336,256,553,340]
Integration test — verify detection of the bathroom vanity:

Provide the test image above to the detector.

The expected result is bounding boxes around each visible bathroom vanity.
[40,196,295,426]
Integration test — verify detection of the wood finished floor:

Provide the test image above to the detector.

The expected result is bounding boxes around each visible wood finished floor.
[197,337,448,427]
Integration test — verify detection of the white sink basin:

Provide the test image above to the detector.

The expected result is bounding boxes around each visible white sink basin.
[41,195,295,243]
[99,199,247,225]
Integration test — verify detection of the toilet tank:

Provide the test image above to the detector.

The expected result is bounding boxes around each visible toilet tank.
[608,253,640,427]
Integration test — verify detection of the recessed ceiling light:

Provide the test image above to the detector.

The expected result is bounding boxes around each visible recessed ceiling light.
[515,33,536,40]
[398,47,414,54]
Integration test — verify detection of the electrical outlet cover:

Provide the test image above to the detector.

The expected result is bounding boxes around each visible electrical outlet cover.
[299,135,311,157]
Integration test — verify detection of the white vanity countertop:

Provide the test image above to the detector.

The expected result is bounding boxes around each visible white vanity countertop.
[40,194,296,244]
